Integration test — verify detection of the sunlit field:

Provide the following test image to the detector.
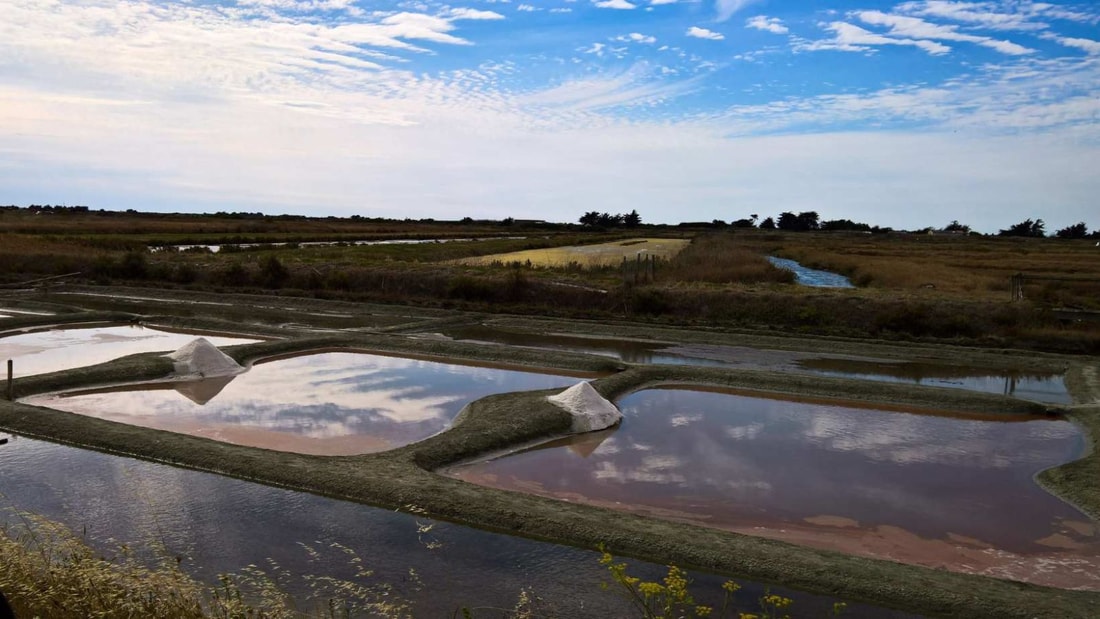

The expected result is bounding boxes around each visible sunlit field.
[455,238,690,268]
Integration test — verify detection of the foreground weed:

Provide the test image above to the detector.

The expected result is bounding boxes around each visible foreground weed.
[0,507,415,619]
[597,545,844,619]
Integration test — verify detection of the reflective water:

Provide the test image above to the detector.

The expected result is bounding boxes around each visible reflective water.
[439,326,1071,402]
[796,358,1072,404]
[0,436,896,617]
[767,256,854,288]
[25,352,584,455]
[153,237,525,253]
[450,388,1099,589]
[0,326,258,377]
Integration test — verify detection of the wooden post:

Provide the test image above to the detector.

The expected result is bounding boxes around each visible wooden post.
[6,360,11,401]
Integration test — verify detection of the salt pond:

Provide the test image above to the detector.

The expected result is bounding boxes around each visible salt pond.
[449,388,1099,589]
[438,326,1071,403]
[0,436,894,617]
[24,351,584,455]
[767,256,854,288]
[0,325,258,377]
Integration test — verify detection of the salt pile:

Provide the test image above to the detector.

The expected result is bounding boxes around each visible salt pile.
[166,338,244,379]
[547,381,622,433]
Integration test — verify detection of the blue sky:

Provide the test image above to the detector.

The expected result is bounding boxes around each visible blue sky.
[2,0,1098,231]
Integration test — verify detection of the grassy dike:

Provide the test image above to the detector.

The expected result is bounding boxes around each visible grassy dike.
[1,314,1098,617]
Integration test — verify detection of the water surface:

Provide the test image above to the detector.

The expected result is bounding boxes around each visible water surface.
[767,256,854,288]
[25,351,583,454]
[439,326,1071,402]
[0,436,891,617]
[450,388,1098,588]
[797,357,1071,404]
[0,326,257,377]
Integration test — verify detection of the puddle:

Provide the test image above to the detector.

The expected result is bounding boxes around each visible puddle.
[24,351,583,455]
[0,436,900,617]
[796,358,1071,404]
[0,325,258,377]
[449,388,1099,590]
[439,327,1071,402]
[767,256,854,288]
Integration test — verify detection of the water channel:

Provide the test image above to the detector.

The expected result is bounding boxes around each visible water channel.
[0,436,900,617]
[449,388,1099,589]
[436,326,1071,403]
[153,237,525,253]
[766,256,854,288]
[23,351,585,455]
[0,325,259,377]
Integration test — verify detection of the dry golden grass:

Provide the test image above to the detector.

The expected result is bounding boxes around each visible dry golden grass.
[735,231,1100,306]
[455,238,690,268]
[658,234,795,285]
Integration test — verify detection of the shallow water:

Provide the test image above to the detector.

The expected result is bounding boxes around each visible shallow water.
[154,236,525,253]
[0,325,258,377]
[440,326,1072,402]
[797,357,1071,404]
[450,388,1100,589]
[0,436,897,617]
[767,256,854,288]
[25,351,583,454]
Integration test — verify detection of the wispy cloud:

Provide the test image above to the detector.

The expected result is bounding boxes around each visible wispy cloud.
[857,10,1034,55]
[798,22,952,55]
[716,0,760,23]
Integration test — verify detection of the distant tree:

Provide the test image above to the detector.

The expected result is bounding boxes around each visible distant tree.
[731,218,756,228]
[596,212,623,227]
[759,217,776,230]
[500,217,515,226]
[711,219,728,227]
[623,209,642,228]
[579,211,601,226]
[776,212,799,230]
[943,220,971,233]
[820,219,871,232]
[998,218,1045,238]
[1056,222,1088,239]
[777,211,820,231]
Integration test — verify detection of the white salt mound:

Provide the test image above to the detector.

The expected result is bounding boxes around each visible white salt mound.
[166,338,244,379]
[547,381,622,433]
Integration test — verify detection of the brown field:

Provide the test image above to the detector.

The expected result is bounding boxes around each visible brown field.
[2,210,1098,352]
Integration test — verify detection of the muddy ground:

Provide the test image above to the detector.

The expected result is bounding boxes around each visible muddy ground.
[1,285,1098,618]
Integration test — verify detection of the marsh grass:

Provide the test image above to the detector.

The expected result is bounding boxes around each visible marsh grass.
[657,235,795,285]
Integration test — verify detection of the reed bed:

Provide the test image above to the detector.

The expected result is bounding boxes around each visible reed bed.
[658,234,795,285]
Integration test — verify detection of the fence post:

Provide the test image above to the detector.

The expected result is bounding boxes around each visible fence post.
[6,360,11,401]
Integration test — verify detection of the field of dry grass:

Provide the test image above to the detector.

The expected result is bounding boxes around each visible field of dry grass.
[454,238,690,268]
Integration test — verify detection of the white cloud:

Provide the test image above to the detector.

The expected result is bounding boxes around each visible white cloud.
[1043,34,1100,55]
[550,7,573,12]
[687,26,725,41]
[799,22,951,55]
[651,0,678,4]
[447,8,506,20]
[857,11,1034,55]
[897,0,1100,31]
[746,16,789,35]
[593,0,637,9]
[615,32,657,44]
[716,0,760,22]
[516,4,539,12]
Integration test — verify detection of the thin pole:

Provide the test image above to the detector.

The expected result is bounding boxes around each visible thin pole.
[6,359,11,401]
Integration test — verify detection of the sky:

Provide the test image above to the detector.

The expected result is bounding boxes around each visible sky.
[1,0,1097,232]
